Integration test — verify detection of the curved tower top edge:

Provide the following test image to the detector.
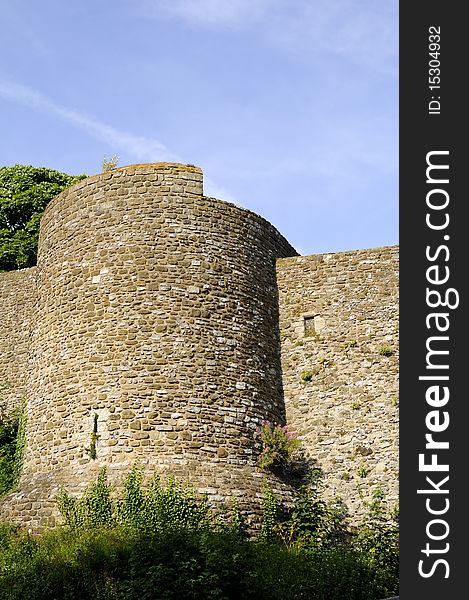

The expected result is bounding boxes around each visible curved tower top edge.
[39,162,299,258]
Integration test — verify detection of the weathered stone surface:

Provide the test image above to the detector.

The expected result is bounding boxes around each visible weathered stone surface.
[277,247,399,518]
[0,268,36,413]
[0,163,297,529]
[0,163,398,529]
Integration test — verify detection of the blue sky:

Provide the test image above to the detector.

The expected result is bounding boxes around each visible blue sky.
[0,0,397,256]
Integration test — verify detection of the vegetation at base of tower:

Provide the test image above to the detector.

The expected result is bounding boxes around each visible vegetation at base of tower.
[0,466,398,599]
[255,421,300,471]
[0,165,86,271]
[0,402,26,497]
[57,466,212,532]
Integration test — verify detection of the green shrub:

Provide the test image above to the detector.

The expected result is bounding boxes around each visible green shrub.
[57,467,114,529]
[353,487,399,588]
[0,467,398,600]
[57,465,213,534]
[267,470,348,550]
[255,422,300,471]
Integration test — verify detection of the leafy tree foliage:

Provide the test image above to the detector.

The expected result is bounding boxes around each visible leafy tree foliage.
[0,165,86,270]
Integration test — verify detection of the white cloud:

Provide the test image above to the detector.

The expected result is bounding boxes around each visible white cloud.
[0,78,177,162]
[0,77,238,202]
[271,0,397,69]
[139,0,279,27]
[137,0,397,69]
[204,176,237,203]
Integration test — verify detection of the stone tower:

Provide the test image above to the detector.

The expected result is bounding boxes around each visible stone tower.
[0,163,298,527]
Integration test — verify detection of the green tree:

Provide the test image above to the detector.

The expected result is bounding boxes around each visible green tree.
[0,165,86,270]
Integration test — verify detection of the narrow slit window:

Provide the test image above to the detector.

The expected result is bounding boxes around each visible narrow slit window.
[304,316,316,336]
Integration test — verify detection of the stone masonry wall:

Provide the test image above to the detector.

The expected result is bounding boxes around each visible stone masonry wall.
[0,163,399,530]
[0,268,36,414]
[277,247,399,519]
[1,163,298,529]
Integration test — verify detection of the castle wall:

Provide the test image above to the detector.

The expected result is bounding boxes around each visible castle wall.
[0,268,36,414]
[2,163,298,528]
[0,163,399,530]
[277,247,399,517]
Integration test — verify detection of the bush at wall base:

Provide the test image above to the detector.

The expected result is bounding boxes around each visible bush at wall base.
[0,466,398,600]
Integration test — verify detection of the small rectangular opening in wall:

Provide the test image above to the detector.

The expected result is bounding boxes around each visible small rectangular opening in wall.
[303,316,316,336]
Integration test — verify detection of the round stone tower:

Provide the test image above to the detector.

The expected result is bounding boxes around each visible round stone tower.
[2,163,298,528]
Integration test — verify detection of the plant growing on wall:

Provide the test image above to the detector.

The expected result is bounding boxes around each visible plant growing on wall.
[358,464,368,478]
[300,370,313,383]
[101,155,119,172]
[342,340,358,350]
[378,345,393,357]
[255,421,300,471]
[85,413,99,460]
